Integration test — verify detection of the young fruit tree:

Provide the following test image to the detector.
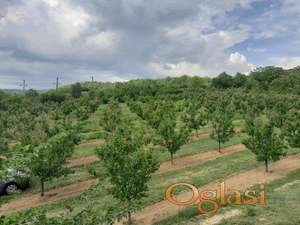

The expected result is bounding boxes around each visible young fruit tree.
[102,100,122,133]
[29,131,76,196]
[209,100,235,153]
[157,113,189,165]
[282,110,300,148]
[243,119,286,172]
[182,101,207,137]
[97,126,159,224]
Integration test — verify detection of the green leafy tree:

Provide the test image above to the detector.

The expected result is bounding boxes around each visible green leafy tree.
[283,110,300,148]
[97,126,159,224]
[233,73,247,88]
[29,132,75,196]
[102,101,122,133]
[209,100,235,153]
[212,72,233,89]
[182,101,207,137]
[157,114,189,165]
[71,82,83,98]
[243,119,286,172]
[268,100,291,128]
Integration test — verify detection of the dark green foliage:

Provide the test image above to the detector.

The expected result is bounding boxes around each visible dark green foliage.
[182,100,207,136]
[249,66,283,90]
[209,98,235,152]
[283,110,300,148]
[233,72,247,88]
[40,92,66,103]
[29,132,76,196]
[157,108,190,164]
[71,82,83,98]
[97,126,159,224]
[212,72,234,88]
[102,100,122,133]
[243,119,286,172]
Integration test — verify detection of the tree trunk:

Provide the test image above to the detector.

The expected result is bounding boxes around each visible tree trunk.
[265,159,269,172]
[218,139,221,153]
[128,211,132,225]
[171,153,174,165]
[41,179,45,197]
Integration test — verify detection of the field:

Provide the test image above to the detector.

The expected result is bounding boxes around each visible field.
[1,69,300,225]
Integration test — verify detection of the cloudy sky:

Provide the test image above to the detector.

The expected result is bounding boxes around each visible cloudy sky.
[0,0,299,89]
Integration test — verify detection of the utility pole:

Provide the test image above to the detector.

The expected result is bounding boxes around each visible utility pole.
[20,80,28,93]
[56,77,59,90]
[22,80,26,92]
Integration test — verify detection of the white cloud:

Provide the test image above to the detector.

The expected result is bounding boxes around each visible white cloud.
[229,52,247,64]
[247,47,266,52]
[272,57,300,69]
[227,52,256,74]
[0,0,299,88]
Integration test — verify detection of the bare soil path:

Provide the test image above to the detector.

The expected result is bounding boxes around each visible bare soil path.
[67,155,100,167]
[67,144,244,169]
[75,139,104,149]
[70,130,243,168]
[0,179,97,215]
[158,144,245,174]
[189,128,241,142]
[131,152,300,225]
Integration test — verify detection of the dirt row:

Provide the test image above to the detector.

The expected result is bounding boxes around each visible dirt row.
[68,143,245,169]
[69,129,242,168]
[130,152,300,225]
[67,155,100,167]
[158,144,245,174]
[0,144,244,215]
[75,139,104,149]
[188,128,241,142]
[0,179,97,215]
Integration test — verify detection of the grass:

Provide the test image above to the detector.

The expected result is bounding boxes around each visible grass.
[72,132,245,160]
[153,150,300,225]
[156,132,246,162]
[73,145,97,158]
[215,169,300,225]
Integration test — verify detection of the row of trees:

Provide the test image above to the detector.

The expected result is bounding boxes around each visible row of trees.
[1,67,300,223]
[0,83,101,198]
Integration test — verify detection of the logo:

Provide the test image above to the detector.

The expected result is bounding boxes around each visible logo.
[165,182,265,216]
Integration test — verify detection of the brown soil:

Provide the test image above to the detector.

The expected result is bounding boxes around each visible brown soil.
[75,139,104,149]
[0,179,97,215]
[158,144,245,174]
[130,152,300,225]
[189,128,242,142]
[67,155,100,167]
[67,144,244,169]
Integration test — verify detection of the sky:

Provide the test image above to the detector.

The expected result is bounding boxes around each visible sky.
[0,0,299,89]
